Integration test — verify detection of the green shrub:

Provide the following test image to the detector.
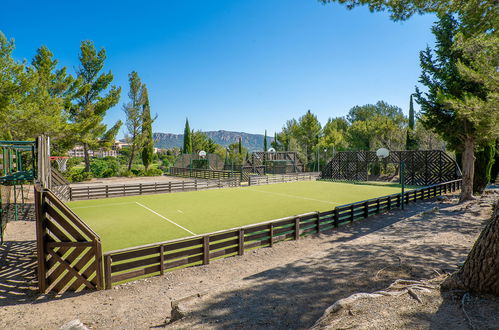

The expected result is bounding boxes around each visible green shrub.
[131,166,145,176]
[65,168,93,182]
[145,168,163,176]
[118,169,134,177]
[67,157,84,170]
[90,158,120,178]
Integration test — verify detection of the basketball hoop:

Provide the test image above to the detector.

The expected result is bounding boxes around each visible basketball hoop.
[49,156,69,172]
[198,150,207,159]
[376,148,390,161]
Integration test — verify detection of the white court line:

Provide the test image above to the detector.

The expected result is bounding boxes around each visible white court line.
[70,202,136,209]
[247,188,342,205]
[135,202,196,236]
[177,210,184,213]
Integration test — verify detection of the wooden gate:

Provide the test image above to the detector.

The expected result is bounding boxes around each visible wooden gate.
[35,184,104,293]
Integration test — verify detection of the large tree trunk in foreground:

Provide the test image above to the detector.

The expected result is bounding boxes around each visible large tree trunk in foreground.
[442,201,499,294]
[460,135,476,202]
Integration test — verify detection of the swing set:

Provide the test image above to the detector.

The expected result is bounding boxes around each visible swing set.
[0,140,37,244]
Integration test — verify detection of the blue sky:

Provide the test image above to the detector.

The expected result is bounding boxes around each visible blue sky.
[2,0,436,137]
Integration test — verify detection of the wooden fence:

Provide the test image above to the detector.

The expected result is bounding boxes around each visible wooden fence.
[102,179,461,288]
[169,167,241,182]
[69,178,238,201]
[248,172,321,186]
[51,168,71,201]
[35,184,104,293]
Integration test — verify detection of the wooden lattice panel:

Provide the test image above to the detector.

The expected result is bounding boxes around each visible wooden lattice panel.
[35,187,103,293]
[320,150,460,186]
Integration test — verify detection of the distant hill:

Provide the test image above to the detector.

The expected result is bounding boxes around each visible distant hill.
[153,130,273,152]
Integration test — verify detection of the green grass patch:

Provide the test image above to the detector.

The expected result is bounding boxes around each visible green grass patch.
[67,181,406,252]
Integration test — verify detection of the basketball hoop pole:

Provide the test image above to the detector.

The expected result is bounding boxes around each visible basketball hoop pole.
[400,161,405,210]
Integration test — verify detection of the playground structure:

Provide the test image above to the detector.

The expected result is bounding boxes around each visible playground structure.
[0,140,37,243]
[320,150,462,186]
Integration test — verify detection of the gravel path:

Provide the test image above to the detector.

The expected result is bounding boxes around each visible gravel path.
[0,192,495,329]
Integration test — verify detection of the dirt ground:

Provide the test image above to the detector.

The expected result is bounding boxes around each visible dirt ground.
[0,190,497,329]
[69,175,201,187]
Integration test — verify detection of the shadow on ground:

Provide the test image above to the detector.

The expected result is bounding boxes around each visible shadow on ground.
[169,198,489,329]
[0,240,38,307]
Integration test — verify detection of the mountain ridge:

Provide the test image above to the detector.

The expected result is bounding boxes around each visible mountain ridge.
[153,130,273,152]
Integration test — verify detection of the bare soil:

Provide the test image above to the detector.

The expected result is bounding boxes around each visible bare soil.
[69,175,198,187]
[0,191,497,329]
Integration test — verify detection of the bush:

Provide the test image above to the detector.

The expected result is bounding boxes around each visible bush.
[145,168,163,176]
[118,169,134,177]
[67,157,84,171]
[131,166,145,176]
[65,168,93,183]
[90,158,120,178]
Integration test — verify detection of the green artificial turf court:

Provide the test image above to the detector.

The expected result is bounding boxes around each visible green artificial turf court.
[67,180,407,252]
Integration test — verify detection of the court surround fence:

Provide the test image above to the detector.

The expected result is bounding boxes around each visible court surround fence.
[102,179,462,288]
[69,178,238,201]
[169,167,241,182]
[35,184,104,294]
[248,172,320,186]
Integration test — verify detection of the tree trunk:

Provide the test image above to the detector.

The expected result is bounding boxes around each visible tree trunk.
[83,143,91,172]
[127,144,136,171]
[460,135,476,202]
[442,201,499,294]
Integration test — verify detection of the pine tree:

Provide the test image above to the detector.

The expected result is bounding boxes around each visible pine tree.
[70,40,121,172]
[238,137,242,154]
[141,85,154,171]
[263,130,268,152]
[415,14,498,201]
[183,118,192,153]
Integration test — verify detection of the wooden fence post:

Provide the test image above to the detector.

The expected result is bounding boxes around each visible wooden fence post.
[269,223,274,247]
[94,241,104,290]
[350,205,354,222]
[334,208,339,228]
[294,218,300,240]
[363,201,368,218]
[316,211,321,233]
[203,236,210,265]
[238,229,244,256]
[376,199,380,213]
[139,183,143,195]
[159,245,164,275]
[104,255,112,290]
[35,187,47,293]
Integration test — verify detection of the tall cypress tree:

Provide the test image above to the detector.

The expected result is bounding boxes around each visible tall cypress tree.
[238,137,242,154]
[183,118,192,153]
[141,85,154,171]
[263,130,268,152]
[408,95,415,129]
[123,71,144,171]
[405,95,418,150]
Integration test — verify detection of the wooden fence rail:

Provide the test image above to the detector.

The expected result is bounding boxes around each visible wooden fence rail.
[248,172,321,186]
[69,178,238,201]
[169,167,241,182]
[102,179,461,288]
